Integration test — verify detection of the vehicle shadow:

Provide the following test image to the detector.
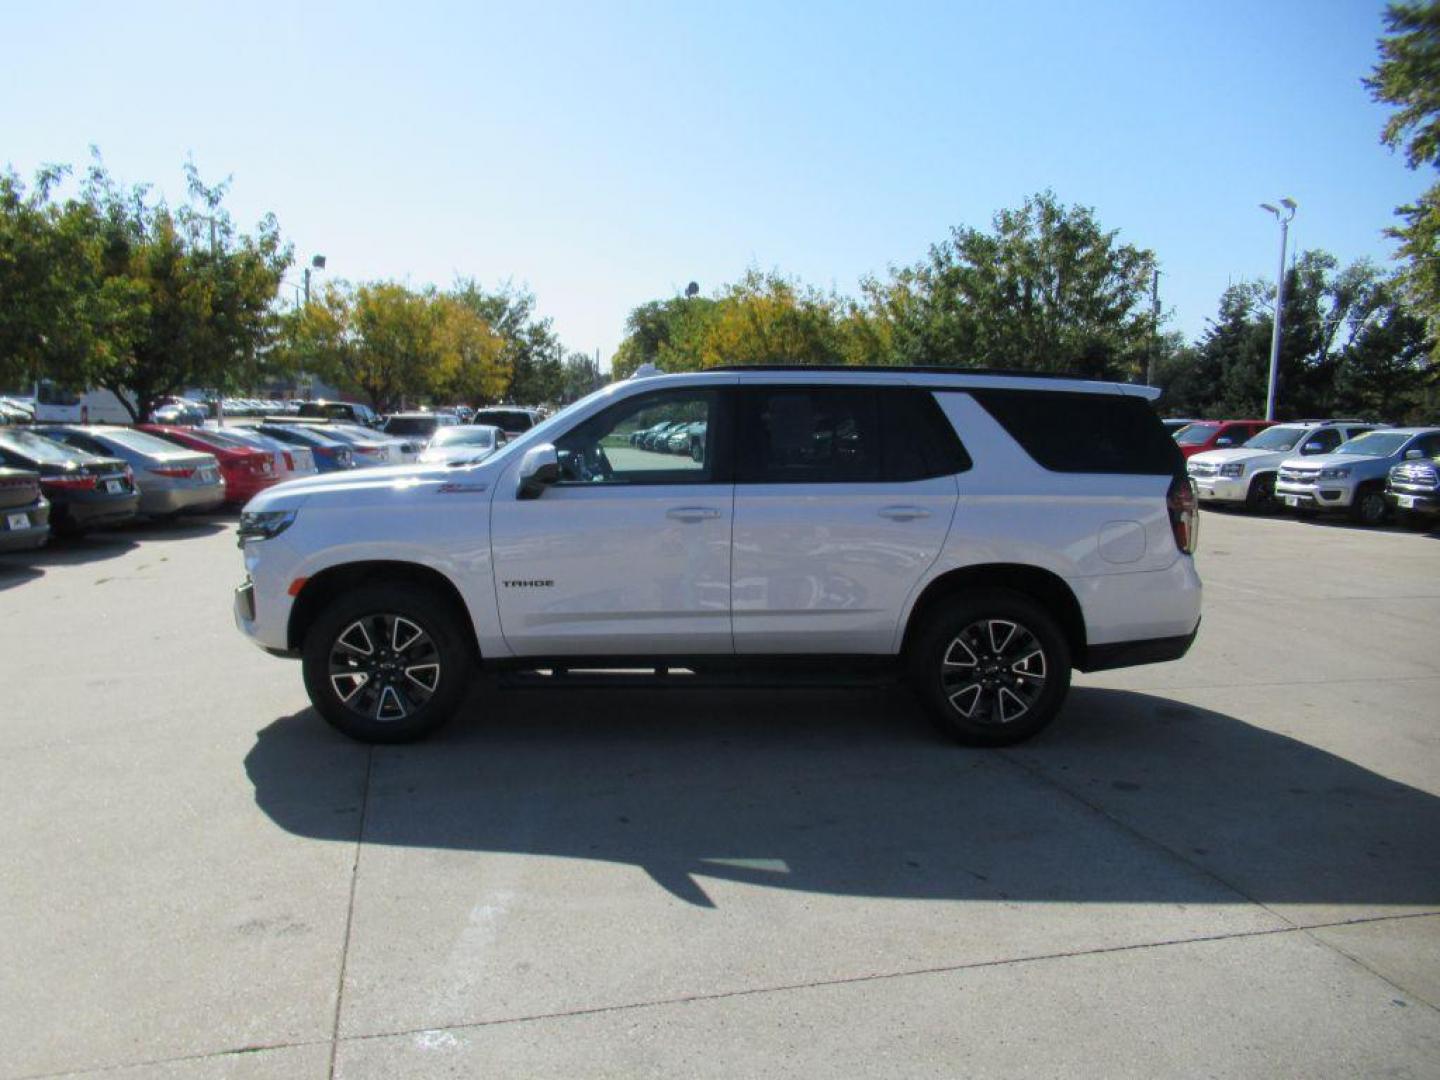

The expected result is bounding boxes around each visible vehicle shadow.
[245,685,1440,910]
[1204,503,1440,538]
[0,561,44,590]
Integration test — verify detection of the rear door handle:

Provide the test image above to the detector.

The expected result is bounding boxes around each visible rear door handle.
[879,505,931,521]
[667,506,722,522]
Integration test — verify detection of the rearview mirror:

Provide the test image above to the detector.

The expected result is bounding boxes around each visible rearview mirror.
[516,443,559,499]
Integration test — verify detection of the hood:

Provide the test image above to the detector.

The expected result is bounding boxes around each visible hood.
[244,459,499,513]
[1279,451,1386,470]
[1188,447,1282,467]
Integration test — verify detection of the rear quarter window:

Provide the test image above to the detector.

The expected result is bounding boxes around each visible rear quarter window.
[969,389,1182,475]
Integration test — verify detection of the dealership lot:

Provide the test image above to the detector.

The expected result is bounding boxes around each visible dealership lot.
[1,510,1438,1078]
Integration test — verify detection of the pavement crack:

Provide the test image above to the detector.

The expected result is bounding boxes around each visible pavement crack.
[328,745,374,1080]
[333,912,1439,1050]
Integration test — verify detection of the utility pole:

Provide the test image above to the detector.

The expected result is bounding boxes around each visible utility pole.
[1260,199,1297,421]
[1146,269,1161,386]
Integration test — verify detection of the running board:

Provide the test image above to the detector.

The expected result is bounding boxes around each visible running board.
[494,658,902,691]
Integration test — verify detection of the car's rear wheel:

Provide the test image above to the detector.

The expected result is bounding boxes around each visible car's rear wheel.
[302,583,473,743]
[1244,473,1277,513]
[909,589,1072,746]
[1350,484,1388,526]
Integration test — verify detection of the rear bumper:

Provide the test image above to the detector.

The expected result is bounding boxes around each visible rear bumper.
[1080,621,1200,672]
[222,474,280,504]
[0,498,50,551]
[140,483,227,516]
[51,492,141,529]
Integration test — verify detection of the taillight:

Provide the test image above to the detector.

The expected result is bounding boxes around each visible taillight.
[43,471,97,490]
[283,451,294,470]
[149,466,196,479]
[1168,476,1200,554]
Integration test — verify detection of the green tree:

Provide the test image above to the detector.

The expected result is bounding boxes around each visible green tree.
[449,280,566,404]
[1366,1,1440,356]
[610,295,718,377]
[868,191,1158,378]
[294,282,434,413]
[559,351,602,403]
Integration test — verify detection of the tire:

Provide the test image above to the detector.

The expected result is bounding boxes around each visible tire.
[301,583,474,743]
[1244,473,1277,513]
[1350,484,1388,526]
[908,588,1072,747]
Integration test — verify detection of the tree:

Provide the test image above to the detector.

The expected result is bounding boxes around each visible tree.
[74,158,291,421]
[868,191,1158,378]
[295,282,435,413]
[559,351,602,404]
[449,280,566,404]
[1366,1,1440,356]
[610,295,718,377]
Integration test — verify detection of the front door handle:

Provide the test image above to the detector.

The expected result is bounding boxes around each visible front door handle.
[666,506,722,522]
[879,505,931,521]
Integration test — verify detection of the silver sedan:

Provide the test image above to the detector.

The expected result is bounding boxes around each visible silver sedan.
[34,425,225,517]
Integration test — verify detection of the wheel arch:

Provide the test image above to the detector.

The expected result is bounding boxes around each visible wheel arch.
[287,560,481,660]
[900,563,1087,663]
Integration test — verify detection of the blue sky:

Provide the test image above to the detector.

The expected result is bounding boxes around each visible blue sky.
[2,0,1426,371]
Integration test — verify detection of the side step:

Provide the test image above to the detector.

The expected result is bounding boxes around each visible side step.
[495,659,902,691]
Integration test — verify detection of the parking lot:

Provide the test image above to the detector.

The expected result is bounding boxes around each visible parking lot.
[2,508,1438,1078]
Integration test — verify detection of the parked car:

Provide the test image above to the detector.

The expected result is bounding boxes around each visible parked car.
[1275,427,1440,524]
[296,400,381,427]
[471,407,541,436]
[0,428,139,534]
[383,412,459,439]
[0,467,51,551]
[34,425,225,517]
[416,424,506,466]
[234,366,1201,747]
[1387,454,1440,525]
[254,424,356,473]
[665,420,707,455]
[152,398,207,425]
[138,425,281,505]
[1172,419,1275,459]
[1187,420,1380,512]
[211,427,319,482]
[292,423,396,466]
[1162,418,1201,434]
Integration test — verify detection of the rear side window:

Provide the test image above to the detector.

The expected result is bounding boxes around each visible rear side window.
[970,389,1182,475]
[737,387,969,484]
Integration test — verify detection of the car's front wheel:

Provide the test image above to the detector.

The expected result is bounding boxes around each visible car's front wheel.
[909,589,1072,746]
[301,583,473,743]
[1350,484,1389,526]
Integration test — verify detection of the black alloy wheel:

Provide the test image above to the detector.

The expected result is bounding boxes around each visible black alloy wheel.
[910,588,1072,746]
[302,583,472,742]
[1352,486,1388,526]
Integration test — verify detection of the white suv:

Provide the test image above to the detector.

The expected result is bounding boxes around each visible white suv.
[233,367,1203,746]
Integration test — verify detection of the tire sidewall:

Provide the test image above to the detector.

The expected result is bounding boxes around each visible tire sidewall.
[302,583,472,743]
[910,588,1072,746]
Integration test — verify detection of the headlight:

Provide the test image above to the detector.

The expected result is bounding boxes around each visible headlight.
[237,509,297,545]
[1319,466,1352,480]
[1219,464,1245,478]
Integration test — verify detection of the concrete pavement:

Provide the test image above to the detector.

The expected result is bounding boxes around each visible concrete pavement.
[1,509,1437,1078]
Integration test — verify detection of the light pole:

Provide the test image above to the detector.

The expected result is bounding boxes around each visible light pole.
[302,254,327,306]
[1259,198,1297,421]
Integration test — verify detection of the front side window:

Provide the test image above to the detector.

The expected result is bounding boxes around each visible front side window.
[1175,423,1219,445]
[554,390,717,484]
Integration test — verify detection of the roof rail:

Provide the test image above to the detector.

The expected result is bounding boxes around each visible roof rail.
[704,363,1100,381]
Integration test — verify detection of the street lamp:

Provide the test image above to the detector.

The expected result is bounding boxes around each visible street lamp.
[302,254,327,306]
[1259,198,1297,421]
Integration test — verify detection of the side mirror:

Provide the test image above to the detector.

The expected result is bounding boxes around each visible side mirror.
[1214,437,1233,448]
[1405,448,1425,460]
[1302,441,1325,454]
[516,443,559,499]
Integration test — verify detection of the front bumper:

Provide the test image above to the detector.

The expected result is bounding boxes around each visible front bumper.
[1275,480,1355,510]
[1388,489,1440,515]
[1191,475,1248,503]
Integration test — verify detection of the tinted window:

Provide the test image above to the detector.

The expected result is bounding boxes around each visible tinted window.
[555,390,717,484]
[473,409,535,433]
[970,390,1183,475]
[736,387,968,484]
[1304,428,1343,454]
[383,416,438,436]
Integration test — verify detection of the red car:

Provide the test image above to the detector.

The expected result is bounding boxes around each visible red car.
[1172,419,1275,459]
[139,425,281,505]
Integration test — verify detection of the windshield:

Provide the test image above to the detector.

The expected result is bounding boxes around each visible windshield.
[431,426,496,448]
[1336,431,1413,458]
[98,428,200,455]
[0,429,89,464]
[479,385,617,468]
[385,416,438,435]
[1243,425,1307,451]
[1174,423,1218,445]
